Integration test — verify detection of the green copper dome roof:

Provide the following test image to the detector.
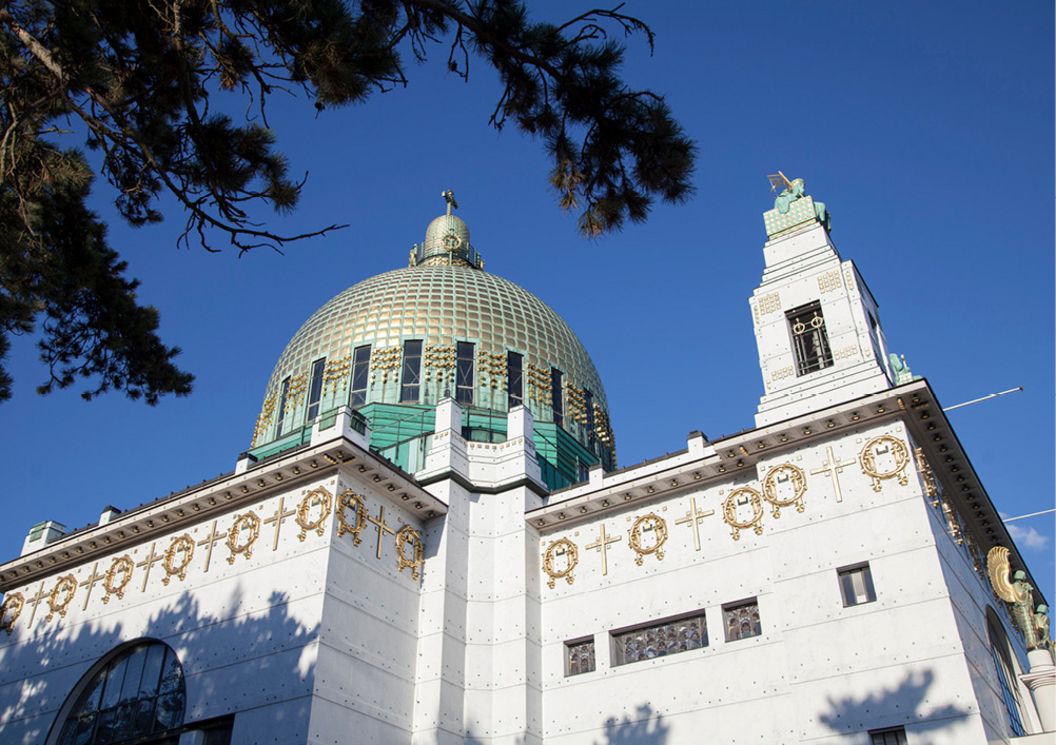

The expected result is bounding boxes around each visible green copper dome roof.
[250,197,613,461]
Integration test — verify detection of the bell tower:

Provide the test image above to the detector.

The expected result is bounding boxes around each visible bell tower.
[751,173,902,427]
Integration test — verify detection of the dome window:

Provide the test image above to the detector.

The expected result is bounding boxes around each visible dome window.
[350,345,372,407]
[456,342,475,405]
[551,368,564,427]
[507,352,523,409]
[305,357,326,421]
[400,340,423,403]
[275,376,291,434]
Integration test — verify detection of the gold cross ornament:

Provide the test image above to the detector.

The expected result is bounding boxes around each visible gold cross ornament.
[78,562,104,611]
[368,505,396,560]
[197,520,226,573]
[675,497,715,552]
[585,523,622,576]
[264,496,297,551]
[811,446,855,503]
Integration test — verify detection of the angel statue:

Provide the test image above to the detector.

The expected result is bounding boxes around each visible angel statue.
[987,546,1052,651]
[767,171,831,232]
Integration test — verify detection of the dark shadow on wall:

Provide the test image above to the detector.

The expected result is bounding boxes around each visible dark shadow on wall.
[596,704,669,745]
[818,669,971,744]
[461,703,667,745]
[0,588,318,744]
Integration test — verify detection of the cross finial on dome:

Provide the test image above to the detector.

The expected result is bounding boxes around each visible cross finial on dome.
[442,189,459,216]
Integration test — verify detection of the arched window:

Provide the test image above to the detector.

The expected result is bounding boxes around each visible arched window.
[53,640,185,745]
[987,610,1026,737]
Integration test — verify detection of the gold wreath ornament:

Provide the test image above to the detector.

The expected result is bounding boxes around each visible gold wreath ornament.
[859,435,910,492]
[103,555,134,604]
[162,534,196,585]
[395,525,425,580]
[1,592,25,634]
[337,489,368,545]
[723,487,765,540]
[227,511,261,564]
[297,487,333,541]
[762,464,807,518]
[628,513,668,565]
[47,575,77,622]
[542,538,579,589]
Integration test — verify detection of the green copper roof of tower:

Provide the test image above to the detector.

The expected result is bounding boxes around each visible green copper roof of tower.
[249,193,615,487]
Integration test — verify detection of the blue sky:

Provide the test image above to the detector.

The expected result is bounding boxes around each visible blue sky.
[2,1,1053,600]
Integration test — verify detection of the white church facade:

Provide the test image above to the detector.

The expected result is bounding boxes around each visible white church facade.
[1,181,1053,745]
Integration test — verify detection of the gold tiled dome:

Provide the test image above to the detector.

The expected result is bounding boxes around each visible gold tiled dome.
[251,198,612,455]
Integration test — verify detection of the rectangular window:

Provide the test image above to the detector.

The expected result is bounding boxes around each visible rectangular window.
[551,368,564,427]
[456,341,475,405]
[611,611,708,667]
[839,563,877,607]
[275,376,291,434]
[306,357,326,422]
[787,301,833,376]
[349,345,371,407]
[400,340,423,403]
[507,351,523,409]
[723,598,762,642]
[565,638,596,676]
[869,727,907,745]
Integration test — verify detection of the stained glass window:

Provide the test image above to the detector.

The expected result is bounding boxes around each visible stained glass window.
[611,612,708,666]
[565,638,595,676]
[400,340,423,402]
[456,341,475,405]
[988,615,1026,736]
[56,641,185,745]
[507,351,523,409]
[305,357,326,421]
[787,301,833,376]
[350,345,371,407]
[723,599,762,642]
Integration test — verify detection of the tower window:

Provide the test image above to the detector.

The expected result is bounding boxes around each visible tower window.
[305,357,326,422]
[349,345,371,407]
[456,341,475,405]
[400,340,423,403]
[787,301,833,376]
[507,351,523,409]
[275,376,291,434]
[551,368,564,427]
[838,563,877,606]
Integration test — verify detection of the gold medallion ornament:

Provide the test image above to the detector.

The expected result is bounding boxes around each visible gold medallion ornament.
[336,489,368,545]
[296,487,333,541]
[762,464,807,518]
[542,538,579,588]
[162,534,196,585]
[628,513,668,565]
[227,511,261,564]
[1,592,25,634]
[859,435,910,492]
[723,487,765,540]
[103,555,134,604]
[395,525,425,580]
[46,575,77,622]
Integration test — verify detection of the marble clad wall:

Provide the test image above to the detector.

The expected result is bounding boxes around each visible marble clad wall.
[534,421,995,744]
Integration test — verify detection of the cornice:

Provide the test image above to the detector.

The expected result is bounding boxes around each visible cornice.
[0,433,445,591]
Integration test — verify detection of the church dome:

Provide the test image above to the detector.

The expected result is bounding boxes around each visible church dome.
[250,195,614,470]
